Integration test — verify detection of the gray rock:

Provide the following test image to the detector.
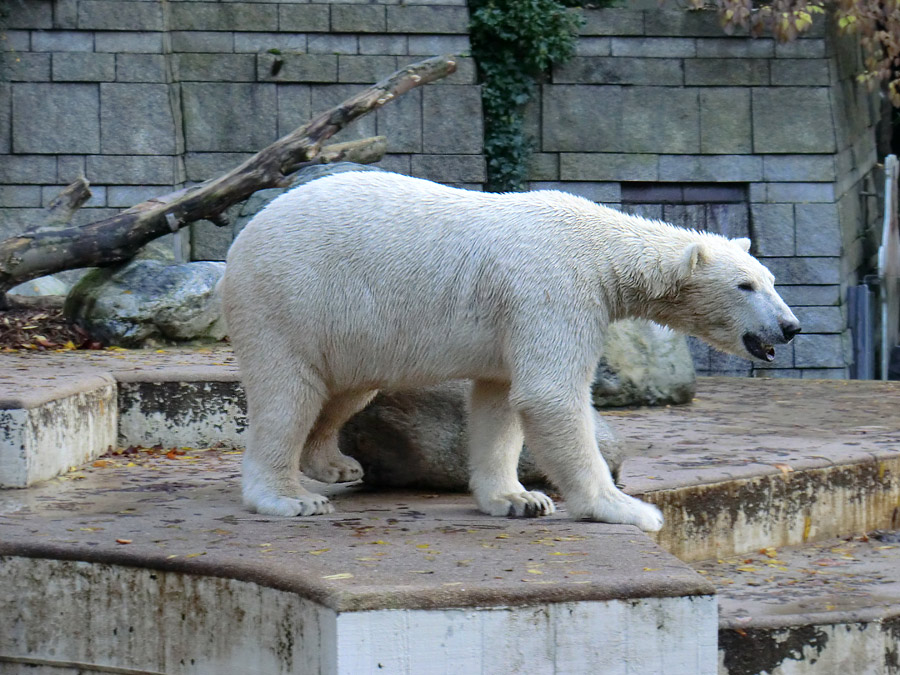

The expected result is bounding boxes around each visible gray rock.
[65,260,226,347]
[10,274,69,297]
[592,319,696,407]
[340,380,628,492]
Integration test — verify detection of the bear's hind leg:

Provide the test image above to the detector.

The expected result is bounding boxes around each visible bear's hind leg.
[468,380,556,518]
[300,390,376,483]
[242,369,333,517]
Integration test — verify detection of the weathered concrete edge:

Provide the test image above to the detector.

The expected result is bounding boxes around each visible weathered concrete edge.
[0,372,116,410]
[719,605,900,631]
[0,542,715,613]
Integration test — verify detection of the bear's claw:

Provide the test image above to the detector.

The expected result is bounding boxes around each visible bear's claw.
[482,490,556,518]
[301,454,364,484]
[247,493,334,517]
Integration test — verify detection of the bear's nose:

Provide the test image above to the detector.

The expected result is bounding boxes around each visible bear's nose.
[781,321,801,342]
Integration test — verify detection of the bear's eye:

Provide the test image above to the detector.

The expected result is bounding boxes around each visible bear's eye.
[738,282,754,292]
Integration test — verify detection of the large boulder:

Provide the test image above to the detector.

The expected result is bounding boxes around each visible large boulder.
[340,381,628,491]
[65,260,226,347]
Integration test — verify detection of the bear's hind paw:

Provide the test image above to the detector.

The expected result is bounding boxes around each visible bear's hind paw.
[301,454,364,484]
[481,490,556,518]
[572,494,663,532]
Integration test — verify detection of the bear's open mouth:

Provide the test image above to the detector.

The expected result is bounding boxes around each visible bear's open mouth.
[743,333,775,362]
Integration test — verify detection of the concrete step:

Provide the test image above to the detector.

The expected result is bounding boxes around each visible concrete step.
[693,531,900,675]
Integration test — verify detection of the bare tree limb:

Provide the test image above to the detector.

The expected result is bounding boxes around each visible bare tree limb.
[0,55,457,307]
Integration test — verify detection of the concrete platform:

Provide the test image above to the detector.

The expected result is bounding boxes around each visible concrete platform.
[2,347,900,673]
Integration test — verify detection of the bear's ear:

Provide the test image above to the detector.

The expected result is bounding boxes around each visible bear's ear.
[676,242,706,279]
[733,237,751,253]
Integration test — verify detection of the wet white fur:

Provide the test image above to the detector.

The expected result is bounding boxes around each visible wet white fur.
[223,172,797,531]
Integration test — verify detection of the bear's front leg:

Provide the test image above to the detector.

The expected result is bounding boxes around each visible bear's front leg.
[468,380,556,517]
[513,390,664,532]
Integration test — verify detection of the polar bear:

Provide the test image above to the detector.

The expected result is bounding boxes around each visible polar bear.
[222,172,800,532]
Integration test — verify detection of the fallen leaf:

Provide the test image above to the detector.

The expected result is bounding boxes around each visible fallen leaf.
[186,552,206,558]
[322,573,353,580]
[115,539,132,545]
[309,548,330,555]
[773,463,793,476]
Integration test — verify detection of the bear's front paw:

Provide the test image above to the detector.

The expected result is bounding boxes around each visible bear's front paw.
[480,490,556,518]
[301,453,364,484]
[246,492,334,517]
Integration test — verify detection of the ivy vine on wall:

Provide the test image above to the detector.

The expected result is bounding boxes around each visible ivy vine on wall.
[468,0,592,192]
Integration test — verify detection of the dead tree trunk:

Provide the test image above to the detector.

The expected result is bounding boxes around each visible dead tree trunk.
[0,55,457,308]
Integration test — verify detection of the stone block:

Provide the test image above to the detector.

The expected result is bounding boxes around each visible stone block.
[2,30,30,52]
[77,1,164,31]
[0,186,42,207]
[233,33,307,54]
[763,155,836,182]
[775,284,839,306]
[100,83,177,155]
[766,182,835,203]
[705,203,750,239]
[0,83,9,153]
[532,181,621,203]
[331,5,387,33]
[3,53,51,81]
[276,84,312,139]
[95,32,164,54]
[560,153,658,182]
[644,9,727,36]
[359,35,409,56]
[174,54,256,82]
[793,306,844,334]
[422,86,482,154]
[0,155,57,184]
[750,204,794,256]
[794,333,847,368]
[800,368,847,379]
[752,88,835,154]
[116,54,167,83]
[410,154,485,183]
[621,183,683,203]
[686,337,711,371]
[107,185,168,208]
[278,4,330,33]
[183,153,254,182]
[171,3,278,31]
[528,154,559,181]
[191,221,232,262]
[579,9,644,36]
[56,156,85,183]
[684,59,769,86]
[761,256,840,284]
[542,85,624,152]
[775,39,826,59]
[5,0,52,29]
[621,88,700,153]
[795,203,842,256]
[622,203,664,220]
[663,204,708,231]
[86,155,177,185]
[52,53,115,82]
[553,57,683,86]
[709,348,753,373]
[428,56,477,85]
[170,31,235,54]
[13,83,99,153]
[658,155,762,182]
[376,87,422,154]
[375,154,411,176]
[611,37,695,58]
[258,53,337,83]
[338,55,399,84]
[31,30,93,52]
[182,83,277,152]
[771,59,829,85]
[387,6,469,34]
[696,38,775,58]
[307,34,358,55]
[53,0,78,29]
[407,35,470,57]
[310,84,377,142]
[574,38,611,57]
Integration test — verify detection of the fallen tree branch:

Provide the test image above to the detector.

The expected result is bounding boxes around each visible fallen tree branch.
[0,55,457,307]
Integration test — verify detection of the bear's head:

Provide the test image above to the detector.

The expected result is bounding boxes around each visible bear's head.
[654,236,801,363]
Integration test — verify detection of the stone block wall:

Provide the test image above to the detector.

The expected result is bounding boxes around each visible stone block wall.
[529,9,881,379]
[1,2,883,378]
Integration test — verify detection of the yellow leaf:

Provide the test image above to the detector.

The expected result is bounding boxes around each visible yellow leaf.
[369,540,389,545]
[773,463,793,476]
[186,552,206,558]
[309,548,330,555]
[643,567,659,571]
[803,516,812,542]
[166,554,178,559]
[736,566,757,572]
[527,569,543,575]
[322,572,354,580]
[416,544,430,549]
